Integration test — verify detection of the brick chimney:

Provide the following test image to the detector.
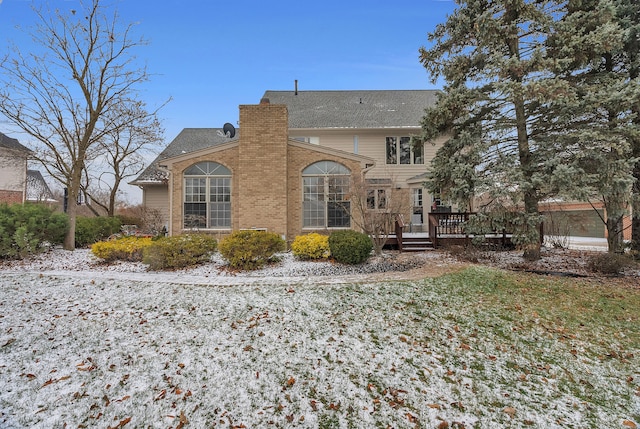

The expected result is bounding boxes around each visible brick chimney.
[237,102,289,236]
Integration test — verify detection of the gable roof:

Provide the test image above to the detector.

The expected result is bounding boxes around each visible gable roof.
[132,128,238,185]
[26,170,56,202]
[261,90,438,129]
[132,90,437,185]
[0,132,32,154]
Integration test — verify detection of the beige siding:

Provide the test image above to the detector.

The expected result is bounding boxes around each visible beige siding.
[142,185,169,227]
[291,128,447,186]
[0,150,27,195]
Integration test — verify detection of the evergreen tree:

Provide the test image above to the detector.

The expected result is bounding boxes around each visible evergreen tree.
[546,0,640,253]
[418,0,567,260]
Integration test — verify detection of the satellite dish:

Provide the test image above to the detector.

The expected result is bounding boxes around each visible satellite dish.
[223,122,236,138]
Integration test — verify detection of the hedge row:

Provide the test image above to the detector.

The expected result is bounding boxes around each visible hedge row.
[90,229,373,270]
[0,203,68,259]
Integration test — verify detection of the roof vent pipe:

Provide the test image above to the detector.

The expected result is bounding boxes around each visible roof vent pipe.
[295,79,298,95]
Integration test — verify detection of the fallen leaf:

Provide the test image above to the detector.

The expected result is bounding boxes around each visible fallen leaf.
[176,411,188,429]
[428,403,441,409]
[623,421,637,429]
[504,407,516,417]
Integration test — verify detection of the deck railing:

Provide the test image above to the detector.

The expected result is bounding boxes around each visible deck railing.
[428,212,473,248]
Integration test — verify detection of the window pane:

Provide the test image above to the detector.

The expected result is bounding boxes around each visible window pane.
[184,203,207,228]
[328,202,350,227]
[185,178,206,202]
[303,161,349,175]
[413,142,424,164]
[400,137,411,164]
[209,202,231,227]
[377,189,387,209]
[367,190,376,210]
[413,188,423,207]
[184,161,231,176]
[303,177,326,227]
[386,137,397,164]
[303,200,325,227]
[303,177,324,201]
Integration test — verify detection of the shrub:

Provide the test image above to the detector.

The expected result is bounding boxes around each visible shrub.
[291,233,330,260]
[75,216,122,247]
[143,234,218,270]
[587,252,631,275]
[219,230,286,270]
[328,230,373,265]
[446,244,482,263]
[91,236,154,262]
[0,203,68,259]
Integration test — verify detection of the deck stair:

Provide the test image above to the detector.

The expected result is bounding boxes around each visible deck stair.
[399,235,434,252]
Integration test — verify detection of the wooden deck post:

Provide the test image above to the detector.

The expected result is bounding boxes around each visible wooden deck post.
[395,215,405,252]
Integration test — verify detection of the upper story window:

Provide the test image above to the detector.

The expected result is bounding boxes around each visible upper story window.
[302,161,351,228]
[386,137,424,165]
[183,161,231,229]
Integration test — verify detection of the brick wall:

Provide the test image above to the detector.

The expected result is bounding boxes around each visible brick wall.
[166,101,371,241]
[0,190,23,204]
[237,102,289,237]
[286,145,366,240]
[169,145,239,236]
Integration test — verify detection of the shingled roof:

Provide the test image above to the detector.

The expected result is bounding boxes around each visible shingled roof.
[132,90,437,185]
[0,132,32,153]
[262,90,438,129]
[132,128,238,184]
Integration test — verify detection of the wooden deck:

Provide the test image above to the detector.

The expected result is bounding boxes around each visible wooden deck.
[384,212,515,252]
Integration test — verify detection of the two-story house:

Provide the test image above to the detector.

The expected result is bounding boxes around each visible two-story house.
[132,89,445,240]
[0,132,32,204]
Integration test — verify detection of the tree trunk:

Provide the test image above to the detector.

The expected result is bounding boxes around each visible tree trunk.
[63,187,77,250]
[606,215,625,254]
[514,93,541,261]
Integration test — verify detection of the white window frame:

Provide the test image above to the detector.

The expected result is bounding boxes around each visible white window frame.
[385,136,424,165]
[183,162,231,230]
[302,161,351,229]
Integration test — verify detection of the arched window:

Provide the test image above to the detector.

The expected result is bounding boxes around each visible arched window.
[183,162,231,229]
[302,161,351,228]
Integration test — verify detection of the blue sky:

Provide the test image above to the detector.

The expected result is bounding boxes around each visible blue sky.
[0,0,456,202]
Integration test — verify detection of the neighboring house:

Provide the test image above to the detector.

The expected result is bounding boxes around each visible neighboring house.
[26,169,56,203]
[132,89,446,240]
[0,132,32,204]
[540,200,632,241]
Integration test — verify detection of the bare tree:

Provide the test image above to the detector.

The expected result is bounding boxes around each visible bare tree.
[348,175,411,255]
[82,101,164,216]
[0,0,159,250]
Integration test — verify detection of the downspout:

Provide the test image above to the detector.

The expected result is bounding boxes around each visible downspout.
[158,164,172,236]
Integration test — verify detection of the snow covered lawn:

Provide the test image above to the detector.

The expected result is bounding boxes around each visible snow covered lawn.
[0,251,638,428]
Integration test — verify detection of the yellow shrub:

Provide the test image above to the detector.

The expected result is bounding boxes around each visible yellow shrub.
[91,236,153,262]
[291,233,330,260]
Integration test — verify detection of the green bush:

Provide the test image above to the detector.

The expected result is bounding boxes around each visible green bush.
[75,216,122,247]
[219,230,286,270]
[91,236,154,262]
[0,203,68,259]
[291,233,330,260]
[143,234,218,270]
[328,230,373,265]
